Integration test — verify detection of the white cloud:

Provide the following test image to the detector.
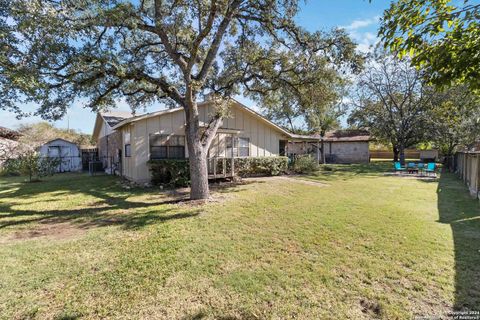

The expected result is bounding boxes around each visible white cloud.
[341,16,381,54]
[341,16,380,31]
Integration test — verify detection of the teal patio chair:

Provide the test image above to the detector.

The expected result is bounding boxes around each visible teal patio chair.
[425,163,436,176]
[394,162,406,173]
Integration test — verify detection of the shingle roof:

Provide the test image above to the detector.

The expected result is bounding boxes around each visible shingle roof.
[100,111,133,128]
[290,129,370,142]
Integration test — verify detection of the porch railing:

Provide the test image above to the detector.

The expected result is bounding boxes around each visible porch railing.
[207,157,235,179]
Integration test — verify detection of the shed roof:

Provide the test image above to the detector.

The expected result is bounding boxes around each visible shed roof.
[43,138,78,146]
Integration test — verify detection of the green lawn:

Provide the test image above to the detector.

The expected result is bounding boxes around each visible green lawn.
[0,163,479,319]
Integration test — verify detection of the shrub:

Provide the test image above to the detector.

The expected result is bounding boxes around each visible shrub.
[147,157,288,187]
[147,159,190,187]
[3,151,61,181]
[234,157,288,177]
[0,159,21,176]
[293,155,319,174]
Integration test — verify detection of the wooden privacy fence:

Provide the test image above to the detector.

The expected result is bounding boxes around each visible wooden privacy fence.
[455,152,480,200]
[370,149,420,159]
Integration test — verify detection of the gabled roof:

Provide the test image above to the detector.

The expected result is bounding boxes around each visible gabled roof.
[101,111,133,127]
[290,129,370,142]
[92,111,134,140]
[43,138,78,146]
[111,99,293,137]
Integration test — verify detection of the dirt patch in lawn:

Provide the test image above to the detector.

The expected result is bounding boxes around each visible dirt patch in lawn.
[1,221,86,244]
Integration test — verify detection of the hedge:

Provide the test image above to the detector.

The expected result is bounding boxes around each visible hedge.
[234,157,288,177]
[147,159,190,187]
[147,156,288,187]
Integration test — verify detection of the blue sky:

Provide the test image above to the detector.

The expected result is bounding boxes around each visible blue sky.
[0,0,389,134]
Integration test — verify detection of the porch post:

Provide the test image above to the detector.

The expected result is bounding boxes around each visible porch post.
[317,139,320,163]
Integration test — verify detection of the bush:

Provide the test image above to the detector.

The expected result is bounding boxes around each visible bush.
[2,151,61,181]
[0,159,22,176]
[147,159,190,187]
[234,157,288,177]
[147,157,288,187]
[293,155,319,174]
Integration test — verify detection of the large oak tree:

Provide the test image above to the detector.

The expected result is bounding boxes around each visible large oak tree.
[1,0,359,199]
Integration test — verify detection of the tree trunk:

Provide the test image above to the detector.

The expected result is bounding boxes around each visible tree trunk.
[184,100,211,200]
[188,144,209,200]
[393,146,399,162]
[398,144,406,165]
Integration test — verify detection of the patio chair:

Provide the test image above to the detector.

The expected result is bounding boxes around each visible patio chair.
[425,163,436,176]
[417,162,425,175]
[407,162,417,174]
[394,162,406,173]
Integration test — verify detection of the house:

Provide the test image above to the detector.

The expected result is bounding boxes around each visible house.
[37,138,82,172]
[92,111,133,173]
[112,100,292,183]
[288,130,371,164]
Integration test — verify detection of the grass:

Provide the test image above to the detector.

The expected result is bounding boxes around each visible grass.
[0,163,479,319]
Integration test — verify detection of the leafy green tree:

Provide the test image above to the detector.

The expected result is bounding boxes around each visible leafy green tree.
[12,150,61,182]
[379,0,480,91]
[1,0,361,199]
[251,46,359,162]
[348,51,432,164]
[426,86,480,156]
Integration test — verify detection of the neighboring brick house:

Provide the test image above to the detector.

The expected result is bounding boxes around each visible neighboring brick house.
[92,111,132,174]
[288,129,371,164]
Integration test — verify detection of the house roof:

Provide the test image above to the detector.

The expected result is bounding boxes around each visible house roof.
[101,111,133,127]
[0,126,20,141]
[92,111,134,140]
[112,99,293,137]
[290,129,371,142]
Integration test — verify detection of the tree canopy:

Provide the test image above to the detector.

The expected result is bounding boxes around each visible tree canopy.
[425,86,480,155]
[1,0,361,119]
[379,0,480,91]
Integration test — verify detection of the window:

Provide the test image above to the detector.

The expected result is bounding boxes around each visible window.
[150,134,185,159]
[225,136,236,157]
[238,137,250,157]
[124,132,131,157]
[125,144,131,157]
[225,136,250,157]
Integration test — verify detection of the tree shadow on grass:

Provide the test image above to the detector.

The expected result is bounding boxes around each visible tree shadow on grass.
[436,171,480,310]
[0,174,201,231]
[308,161,392,182]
